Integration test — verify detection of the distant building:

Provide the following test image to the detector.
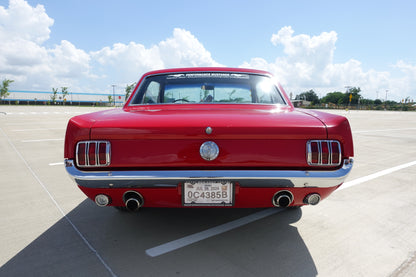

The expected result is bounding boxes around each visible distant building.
[292,100,311,107]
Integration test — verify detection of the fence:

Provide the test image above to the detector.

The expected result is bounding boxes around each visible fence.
[2,90,126,106]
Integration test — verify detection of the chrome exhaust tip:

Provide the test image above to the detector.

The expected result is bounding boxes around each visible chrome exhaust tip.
[304,193,321,205]
[272,191,293,208]
[123,191,144,212]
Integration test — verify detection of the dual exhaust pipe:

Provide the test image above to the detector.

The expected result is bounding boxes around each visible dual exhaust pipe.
[97,190,320,210]
[125,190,297,210]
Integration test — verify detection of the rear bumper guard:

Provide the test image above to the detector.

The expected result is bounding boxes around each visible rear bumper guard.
[65,158,353,189]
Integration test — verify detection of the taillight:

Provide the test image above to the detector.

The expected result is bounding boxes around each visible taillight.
[307,140,341,166]
[309,141,319,164]
[330,141,340,165]
[77,143,86,166]
[76,141,111,167]
[98,143,108,165]
[321,141,329,164]
[88,142,97,165]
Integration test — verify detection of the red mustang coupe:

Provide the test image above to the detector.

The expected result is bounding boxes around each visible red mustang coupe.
[64,67,354,211]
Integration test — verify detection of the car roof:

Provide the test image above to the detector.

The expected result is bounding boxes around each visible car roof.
[142,67,272,77]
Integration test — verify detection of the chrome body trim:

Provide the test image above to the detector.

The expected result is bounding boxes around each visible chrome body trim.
[205,126,213,135]
[65,158,353,189]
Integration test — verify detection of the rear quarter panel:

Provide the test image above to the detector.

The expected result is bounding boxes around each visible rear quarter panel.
[296,109,354,158]
[64,114,95,159]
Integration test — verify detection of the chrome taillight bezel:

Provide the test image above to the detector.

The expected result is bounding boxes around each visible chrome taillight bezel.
[307,140,342,166]
[76,141,111,167]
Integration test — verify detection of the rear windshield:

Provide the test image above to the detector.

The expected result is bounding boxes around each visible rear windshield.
[130,72,286,105]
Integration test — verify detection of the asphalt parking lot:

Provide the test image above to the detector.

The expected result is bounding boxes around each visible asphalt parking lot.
[1,105,415,277]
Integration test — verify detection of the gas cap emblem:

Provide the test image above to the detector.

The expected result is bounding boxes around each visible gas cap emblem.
[200,141,219,161]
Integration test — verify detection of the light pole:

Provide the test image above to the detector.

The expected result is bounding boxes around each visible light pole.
[345,86,352,109]
[345,86,352,93]
[112,85,116,107]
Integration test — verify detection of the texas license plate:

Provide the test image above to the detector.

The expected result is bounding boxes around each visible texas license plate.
[183,181,233,206]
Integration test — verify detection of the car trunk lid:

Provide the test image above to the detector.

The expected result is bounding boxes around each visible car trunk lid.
[90,105,327,168]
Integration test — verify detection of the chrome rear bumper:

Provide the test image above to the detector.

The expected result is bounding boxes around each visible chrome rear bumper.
[65,158,353,189]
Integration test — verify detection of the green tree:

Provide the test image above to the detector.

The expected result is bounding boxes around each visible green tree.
[61,87,69,105]
[0,79,14,100]
[343,87,361,105]
[297,89,320,104]
[360,98,374,106]
[125,83,136,101]
[51,88,59,104]
[321,91,344,105]
[108,95,113,106]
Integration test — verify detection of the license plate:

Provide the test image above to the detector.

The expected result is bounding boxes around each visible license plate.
[183,181,233,206]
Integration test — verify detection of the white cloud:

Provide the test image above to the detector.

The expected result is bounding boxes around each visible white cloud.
[243,26,414,101]
[243,26,341,90]
[395,60,416,80]
[0,0,51,72]
[48,40,91,78]
[158,28,221,68]
[0,1,414,102]
[271,26,337,70]
[1,0,220,94]
[90,28,222,89]
[391,61,416,101]
[0,0,90,90]
[0,0,53,44]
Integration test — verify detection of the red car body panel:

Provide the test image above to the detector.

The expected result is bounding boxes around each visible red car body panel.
[297,108,354,157]
[64,67,354,210]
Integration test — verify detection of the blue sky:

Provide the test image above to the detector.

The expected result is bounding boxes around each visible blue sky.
[36,0,415,68]
[1,0,415,101]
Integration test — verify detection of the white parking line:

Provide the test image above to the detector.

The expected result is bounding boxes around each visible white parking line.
[339,160,416,191]
[0,127,117,277]
[6,122,65,126]
[145,208,283,257]
[3,111,86,115]
[21,138,64,142]
[354,127,416,134]
[13,128,65,132]
[49,162,64,166]
[145,160,416,258]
